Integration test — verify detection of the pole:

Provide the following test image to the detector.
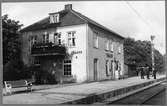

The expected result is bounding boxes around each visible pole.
[150,35,155,75]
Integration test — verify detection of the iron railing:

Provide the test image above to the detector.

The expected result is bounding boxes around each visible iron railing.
[31,42,66,56]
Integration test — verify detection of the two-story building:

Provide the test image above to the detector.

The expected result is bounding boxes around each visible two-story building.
[21,4,125,83]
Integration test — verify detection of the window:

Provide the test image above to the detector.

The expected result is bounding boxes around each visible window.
[33,58,40,65]
[54,33,61,45]
[118,46,121,54]
[50,14,59,23]
[32,36,37,44]
[58,33,61,45]
[46,33,49,43]
[93,31,98,48]
[30,35,37,45]
[43,33,49,43]
[54,33,58,44]
[105,40,110,51]
[34,36,37,44]
[110,41,113,52]
[67,31,76,47]
[64,60,72,76]
[106,60,109,76]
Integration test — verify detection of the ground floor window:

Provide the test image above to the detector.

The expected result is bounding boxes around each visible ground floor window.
[64,60,72,76]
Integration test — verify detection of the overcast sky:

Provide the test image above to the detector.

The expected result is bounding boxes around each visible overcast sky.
[2,1,165,54]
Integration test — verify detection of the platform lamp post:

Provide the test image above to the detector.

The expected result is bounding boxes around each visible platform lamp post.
[150,35,155,76]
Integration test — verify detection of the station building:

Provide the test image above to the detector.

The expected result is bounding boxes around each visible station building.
[21,4,125,83]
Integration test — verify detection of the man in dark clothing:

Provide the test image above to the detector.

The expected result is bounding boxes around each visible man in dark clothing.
[153,69,157,79]
[140,67,145,79]
[146,66,150,79]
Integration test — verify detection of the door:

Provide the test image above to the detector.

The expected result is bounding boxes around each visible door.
[94,58,98,81]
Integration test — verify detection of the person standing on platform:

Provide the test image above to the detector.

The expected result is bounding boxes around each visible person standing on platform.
[140,67,145,79]
[146,66,150,79]
[149,66,152,78]
[153,69,157,79]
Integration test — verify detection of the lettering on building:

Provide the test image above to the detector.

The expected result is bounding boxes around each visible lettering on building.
[71,51,82,56]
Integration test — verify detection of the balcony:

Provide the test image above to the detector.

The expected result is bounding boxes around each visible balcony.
[31,42,66,56]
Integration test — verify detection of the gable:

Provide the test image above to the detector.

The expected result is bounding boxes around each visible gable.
[20,5,124,40]
[21,10,86,32]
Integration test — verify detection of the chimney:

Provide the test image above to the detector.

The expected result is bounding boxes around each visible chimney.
[65,4,72,10]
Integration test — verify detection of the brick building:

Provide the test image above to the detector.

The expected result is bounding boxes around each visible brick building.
[21,4,125,83]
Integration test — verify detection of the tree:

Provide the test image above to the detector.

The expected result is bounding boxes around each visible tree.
[2,14,23,65]
[124,37,165,76]
[2,14,28,81]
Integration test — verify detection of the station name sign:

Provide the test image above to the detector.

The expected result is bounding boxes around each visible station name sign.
[71,50,82,55]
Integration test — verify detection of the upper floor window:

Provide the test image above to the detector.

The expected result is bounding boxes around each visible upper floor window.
[93,31,98,48]
[54,33,61,45]
[67,31,76,47]
[118,46,121,54]
[105,40,110,51]
[50,13,59,24]
[43,33,49,43]
[30,35,37,45]
[110,41,113,52]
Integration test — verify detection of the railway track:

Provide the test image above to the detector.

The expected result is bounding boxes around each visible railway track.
[92,80,166,105]
[107,81,166,105]
[141,82,166,105]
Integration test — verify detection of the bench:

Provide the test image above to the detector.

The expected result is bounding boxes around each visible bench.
[119,75,129,80]
[4,79,33,95]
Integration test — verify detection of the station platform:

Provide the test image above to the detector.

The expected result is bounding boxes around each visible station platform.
[3,75,166,104]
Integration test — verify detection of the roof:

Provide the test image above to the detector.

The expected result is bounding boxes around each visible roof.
[70,10,124,39]
[21,7,124,39]
[21,10,85,32]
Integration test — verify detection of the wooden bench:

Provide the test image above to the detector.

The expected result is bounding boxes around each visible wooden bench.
[4,79,33,95]
[119,75,129,79]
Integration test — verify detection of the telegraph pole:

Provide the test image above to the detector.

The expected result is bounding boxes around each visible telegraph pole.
[150,35,155,76]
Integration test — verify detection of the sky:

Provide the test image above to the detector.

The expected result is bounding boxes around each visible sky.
[2,1,166,54]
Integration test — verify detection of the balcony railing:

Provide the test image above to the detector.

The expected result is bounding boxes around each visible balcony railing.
[31,42,66,56]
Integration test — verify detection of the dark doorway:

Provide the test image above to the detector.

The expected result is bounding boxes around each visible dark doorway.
[94,58,98,81]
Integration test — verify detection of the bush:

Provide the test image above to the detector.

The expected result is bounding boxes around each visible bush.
[34,69,57,84]
[3,59,32,81]
[3,59,58,84]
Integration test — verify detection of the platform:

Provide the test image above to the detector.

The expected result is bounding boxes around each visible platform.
[3,75,166,104]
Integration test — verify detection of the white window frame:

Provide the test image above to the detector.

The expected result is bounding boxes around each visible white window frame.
[93,31,98,48]
[30,35,37,45]
[54,32,61,45]
[29,36,36,52]
[63,59,72,76]
[54,33,58,44]
[110,40,114,52]
[50,15,54,23]
[67,31,76,47]
[29,35,37,52]
[43,33,49,43]
[118,46,121,54]
[50,14,59,23]
[105,40,110,51]
[58,33,61,45]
